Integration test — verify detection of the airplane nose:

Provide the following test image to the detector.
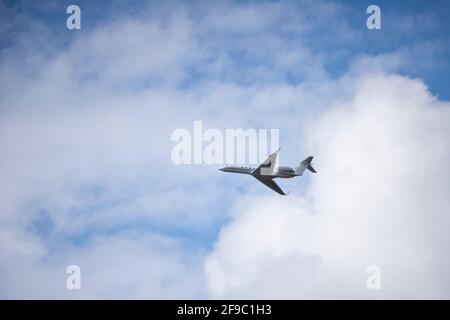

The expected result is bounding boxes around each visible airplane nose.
[219,166,227,172]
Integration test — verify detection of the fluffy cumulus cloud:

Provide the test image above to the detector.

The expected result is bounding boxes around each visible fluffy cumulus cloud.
[1,230,204,299]
[205,73,450,299]
[1,0,450,298]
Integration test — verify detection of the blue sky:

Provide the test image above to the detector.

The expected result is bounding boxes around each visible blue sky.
[1,0,450,298]
[3,0,450,93]
[3,0,450,94]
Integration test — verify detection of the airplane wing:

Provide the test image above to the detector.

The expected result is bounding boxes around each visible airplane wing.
[251,149,285,194]
[252,148,279,176]
[253,176,286,195]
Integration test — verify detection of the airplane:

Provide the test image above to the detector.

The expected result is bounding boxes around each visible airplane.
[219,149,316,195]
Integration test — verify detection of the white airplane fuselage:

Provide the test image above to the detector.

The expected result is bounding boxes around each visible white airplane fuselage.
[219,150,316,195]
[219,165,301,178]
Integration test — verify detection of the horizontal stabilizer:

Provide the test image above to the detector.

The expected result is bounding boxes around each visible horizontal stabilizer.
[295,156,316,175]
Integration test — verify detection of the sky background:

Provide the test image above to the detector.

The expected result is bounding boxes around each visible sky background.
[1,0,450,299]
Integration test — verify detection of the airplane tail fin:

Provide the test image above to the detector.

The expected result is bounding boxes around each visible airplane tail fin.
[295,156,316,175]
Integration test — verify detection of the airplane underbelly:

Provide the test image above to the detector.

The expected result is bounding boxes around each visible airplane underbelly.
[274,173,293,178]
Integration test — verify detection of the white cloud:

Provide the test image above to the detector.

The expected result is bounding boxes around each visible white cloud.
[0,230,204,299]
[1,0,449,299]
[205,73,450,299]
